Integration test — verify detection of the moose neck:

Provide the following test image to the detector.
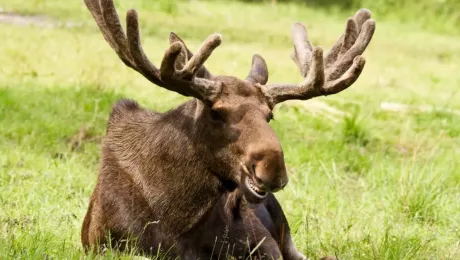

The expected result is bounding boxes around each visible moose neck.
[104,98,229,238]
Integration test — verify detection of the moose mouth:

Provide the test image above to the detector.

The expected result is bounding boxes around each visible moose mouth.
[245,177,268,199]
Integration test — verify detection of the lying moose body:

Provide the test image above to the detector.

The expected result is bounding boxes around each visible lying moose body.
[81,0,375,258]
[82,100,301,259]
[81,99,304,259]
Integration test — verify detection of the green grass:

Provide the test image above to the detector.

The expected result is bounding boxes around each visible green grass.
[1,0,459,259]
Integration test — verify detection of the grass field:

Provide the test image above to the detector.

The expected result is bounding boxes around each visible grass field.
[1,0,459,259]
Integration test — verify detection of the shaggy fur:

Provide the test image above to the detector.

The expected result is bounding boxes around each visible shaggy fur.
[82,89,303,258]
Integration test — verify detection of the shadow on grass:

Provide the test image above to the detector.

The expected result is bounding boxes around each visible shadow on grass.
[0,84,124,156]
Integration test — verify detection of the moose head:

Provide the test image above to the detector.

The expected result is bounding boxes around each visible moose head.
[85,0,374,204]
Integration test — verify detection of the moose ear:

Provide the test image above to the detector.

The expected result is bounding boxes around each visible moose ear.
[245,54,268,85]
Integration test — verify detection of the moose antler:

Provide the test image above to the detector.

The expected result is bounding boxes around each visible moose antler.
[168,32,213,79]
[84,0,222,102]
[265,9,375,104]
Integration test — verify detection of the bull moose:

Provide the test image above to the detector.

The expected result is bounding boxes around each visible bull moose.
[81,0,375,258]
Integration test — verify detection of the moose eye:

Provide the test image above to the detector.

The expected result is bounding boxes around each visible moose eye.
[210,109,224,122]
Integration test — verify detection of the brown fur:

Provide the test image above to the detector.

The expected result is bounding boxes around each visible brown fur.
[82,79,304,258]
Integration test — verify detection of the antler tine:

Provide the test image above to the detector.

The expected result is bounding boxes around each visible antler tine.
[160,42,183,81]
[85,0,164,86]
[84,0,136,69]
[169,32,213,79]
[125,9,164,87]
[264,9,375,104]
[290,23,313,78]
[178,34,222,80]
[323,56,366,95]
[354,8,372,31]
[338,18,359,56]
[159,34,221,81]
[159,35,223,101]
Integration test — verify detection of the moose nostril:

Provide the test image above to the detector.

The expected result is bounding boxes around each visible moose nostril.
[254,175,264,186]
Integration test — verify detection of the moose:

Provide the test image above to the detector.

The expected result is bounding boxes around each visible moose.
[81,0,375,259]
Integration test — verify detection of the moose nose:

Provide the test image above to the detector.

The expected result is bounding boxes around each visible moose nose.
[248,149,289,193]
[253,169,288,193]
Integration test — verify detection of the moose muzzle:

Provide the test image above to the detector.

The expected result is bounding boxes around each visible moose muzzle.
[242,144,289,203]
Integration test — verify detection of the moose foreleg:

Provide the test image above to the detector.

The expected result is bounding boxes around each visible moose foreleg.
[252,193,306,260]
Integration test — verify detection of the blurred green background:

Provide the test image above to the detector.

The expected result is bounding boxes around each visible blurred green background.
[244,0,460,34]
[0,0,459,259]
